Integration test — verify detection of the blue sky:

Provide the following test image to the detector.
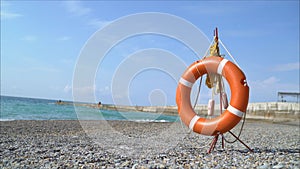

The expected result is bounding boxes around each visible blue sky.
[1,1,299,105]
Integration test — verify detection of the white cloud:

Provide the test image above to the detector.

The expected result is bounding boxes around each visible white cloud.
[1,1,11,6]
[271,62,300,72]
[21,35,37,42]
[248,76,299,102]
[72,84,97,102]
[60,58,75,65]
[223,29,270,38]
[57,36,71,41]
[98,85,110,94]
[73,85,96,95]
[64,1,91,16]
[249,76,280,91]
[182,5,240,16]
[0,11,22,20]
[99,85,109,92]
[261,76,280,86]
[64,1,112,29]
[64,84,72,93]
[29,66,60,73]
[87,19,111,29]
[1,1,23,20]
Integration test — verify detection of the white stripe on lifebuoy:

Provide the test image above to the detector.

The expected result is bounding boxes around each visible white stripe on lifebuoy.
[227,104,244,118]
[189,115,200,130]
[176,56,249,136]
[217,59,229,75]
[179,77,193,88]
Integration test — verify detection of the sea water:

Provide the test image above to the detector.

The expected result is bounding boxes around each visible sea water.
[0,96,178,122]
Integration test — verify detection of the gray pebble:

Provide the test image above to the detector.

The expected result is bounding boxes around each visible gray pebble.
[0,120,299,169]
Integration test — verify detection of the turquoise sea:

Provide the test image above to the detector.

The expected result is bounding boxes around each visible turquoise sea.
[0,96,178,122]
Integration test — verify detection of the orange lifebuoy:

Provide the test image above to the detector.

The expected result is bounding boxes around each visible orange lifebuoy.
[176,56,249,136]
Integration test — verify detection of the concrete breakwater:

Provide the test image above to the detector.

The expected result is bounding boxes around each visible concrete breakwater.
[246,102,299,121]
[57,101,299,122]
[99,102,299,122]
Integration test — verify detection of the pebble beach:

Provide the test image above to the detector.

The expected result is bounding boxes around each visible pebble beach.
[0,120,299,168]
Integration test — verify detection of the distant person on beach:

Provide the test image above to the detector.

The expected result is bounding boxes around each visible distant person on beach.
[98,101,102,108]
[56,100,62,104]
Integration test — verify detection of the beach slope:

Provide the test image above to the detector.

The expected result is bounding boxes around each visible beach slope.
[0,120,299,168]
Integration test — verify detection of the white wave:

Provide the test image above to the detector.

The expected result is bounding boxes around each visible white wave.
[0,118,15,121]
[131,119,170,123]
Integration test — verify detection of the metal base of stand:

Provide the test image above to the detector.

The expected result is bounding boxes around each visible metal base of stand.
[207,131,253,153]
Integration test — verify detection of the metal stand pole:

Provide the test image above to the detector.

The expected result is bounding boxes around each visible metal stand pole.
[221,134,225,149]
[207,131,253,153]
[228,131,253,152]
[207,134,219,153]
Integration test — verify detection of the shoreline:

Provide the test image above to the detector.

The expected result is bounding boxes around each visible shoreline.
[0,118,299,126]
